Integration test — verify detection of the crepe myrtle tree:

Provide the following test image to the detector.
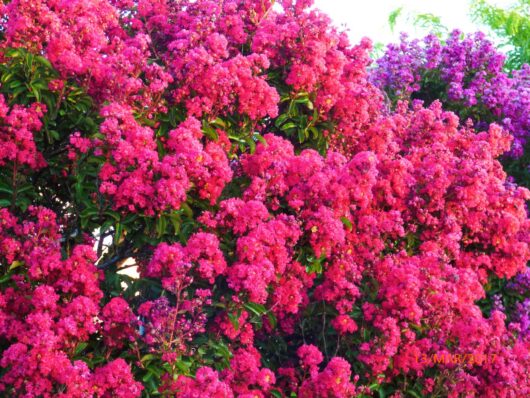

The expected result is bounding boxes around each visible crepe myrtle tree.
[0,1,529,397]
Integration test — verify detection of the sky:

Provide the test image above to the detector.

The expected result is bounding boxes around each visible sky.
[313,0,516,46]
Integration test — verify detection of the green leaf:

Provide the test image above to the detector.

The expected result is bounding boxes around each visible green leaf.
[17,184,34,195]
[297,128,307,143]
[267,312,277,329]
[156,215,167,238]
[309,126,320,139]
[255,133,267,145]
[80,207,99,219]
[8,80,23,90]
[244,302,267,317]
[181,202,193,218]
[48,129,60,141]
[294,96,314,110]
[12,85,27,98]
[29,83,41,102]
[16,197,31,212]
[306,254,324,274]
[114,223,123,245]
[4,48,21,58]
[406,389,422,398]
[0,182,13,195]
[168,212,181,235]
[122,213,139,224]
[246,136,256,153]
[369,383,380,391]
[274,113,289,128]
[211,117,227,129]
[142,371,154,383]
[280,122,296,131]
[174,360,191,374]
[8,261,23,271]
[340,216,353,230]
[35,56,53,70]
[74,342,88,356]
[105,210,121,221]
[25,52,34,69]
[0,272,13,284]
[141,354,156,363]
[228,312,240,330]
[209,340,232,362]
[202,120,219,140]
[388,7,403,31]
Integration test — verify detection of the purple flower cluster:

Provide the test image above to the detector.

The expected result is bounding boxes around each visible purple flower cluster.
[503,65,530,156]
[508,267,530,296]
[513,299,530,339]
[372,30,530,157]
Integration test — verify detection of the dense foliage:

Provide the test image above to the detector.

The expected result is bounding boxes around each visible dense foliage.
[0,1,529,397]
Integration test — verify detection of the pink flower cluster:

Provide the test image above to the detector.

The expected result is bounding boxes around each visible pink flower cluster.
[253,1,383,151]
[100,297,139,349]
[2,0,172,111]
[0,208,142,397]
[163,347,276,397]
[0,95,46,170]
[98,107,232,214]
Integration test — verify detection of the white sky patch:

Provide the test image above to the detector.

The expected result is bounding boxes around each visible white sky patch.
[313,0,516,46]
